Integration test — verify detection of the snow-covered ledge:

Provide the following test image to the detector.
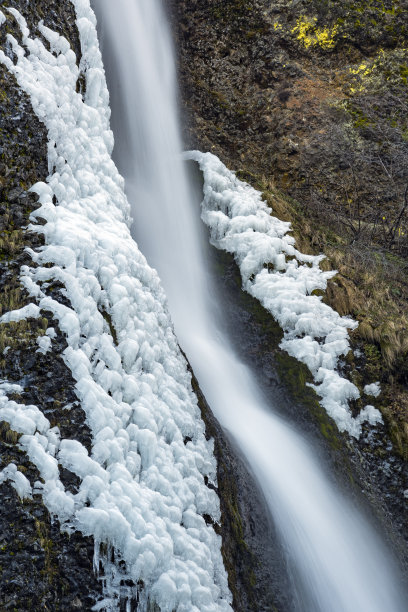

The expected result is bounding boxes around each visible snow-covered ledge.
[0,4,231,610]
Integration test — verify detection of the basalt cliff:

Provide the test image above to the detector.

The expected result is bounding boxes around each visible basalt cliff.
[0,1,407,610]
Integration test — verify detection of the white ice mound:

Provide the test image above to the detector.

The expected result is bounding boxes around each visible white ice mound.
[0,460,32,500]
[0,5,231,611]
[364,382,381,398]
[186,151,383,438]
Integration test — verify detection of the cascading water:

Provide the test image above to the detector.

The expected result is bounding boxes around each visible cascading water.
[93,1,406,610]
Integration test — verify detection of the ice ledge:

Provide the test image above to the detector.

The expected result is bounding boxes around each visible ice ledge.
[185,150,383,439]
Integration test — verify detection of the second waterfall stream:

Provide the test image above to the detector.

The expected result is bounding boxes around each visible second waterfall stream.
[93,1,406,610]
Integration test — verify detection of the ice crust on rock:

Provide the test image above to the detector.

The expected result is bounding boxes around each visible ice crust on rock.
[0,461,32,500]
[37,328,55,355]
[0,303,41,323]
[358,405,383,426]
[186,151,383,438]
[0,381,23,394]
[0,5,231,611]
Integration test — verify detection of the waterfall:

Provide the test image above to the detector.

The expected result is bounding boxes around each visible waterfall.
[92,1,406,610]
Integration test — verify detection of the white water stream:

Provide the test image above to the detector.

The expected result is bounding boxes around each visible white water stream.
[93,1,406,610]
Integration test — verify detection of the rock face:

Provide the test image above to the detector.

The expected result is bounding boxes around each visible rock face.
[169,0,408,582]
[0,0,407,610]
[171,0,408,244]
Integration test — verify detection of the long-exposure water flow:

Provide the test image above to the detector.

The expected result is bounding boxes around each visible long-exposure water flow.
[93,1,406,609]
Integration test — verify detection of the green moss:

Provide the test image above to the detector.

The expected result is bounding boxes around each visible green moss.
[289,0,406,59]
[100,308,118,345]
[210,89,230,110]
[399,63,408,84]
[228,499,245,542]
[35,519,58,584]
[311,288,325,297]
[364,342,382,378]
[291,16,339,50]
[276,351,343,450]
[353,113,373,128]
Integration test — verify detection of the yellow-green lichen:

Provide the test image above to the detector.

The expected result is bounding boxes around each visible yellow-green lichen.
[291,17,338,50]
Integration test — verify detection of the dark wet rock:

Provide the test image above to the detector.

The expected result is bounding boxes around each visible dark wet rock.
[0,483,99,611]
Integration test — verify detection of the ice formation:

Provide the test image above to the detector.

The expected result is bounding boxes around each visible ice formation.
[36,327,55,354]
[364,382,381,398]
[0,4,231,611]
[0,461,32,500]
[186,151,383,438]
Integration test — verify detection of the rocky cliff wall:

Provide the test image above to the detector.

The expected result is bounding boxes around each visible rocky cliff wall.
[170,0,408,576]
[0,0,407,609]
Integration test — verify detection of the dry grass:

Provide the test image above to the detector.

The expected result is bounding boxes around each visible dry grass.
[382,390,408,460]
[0,421,21,445]
[252,176,408,456]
